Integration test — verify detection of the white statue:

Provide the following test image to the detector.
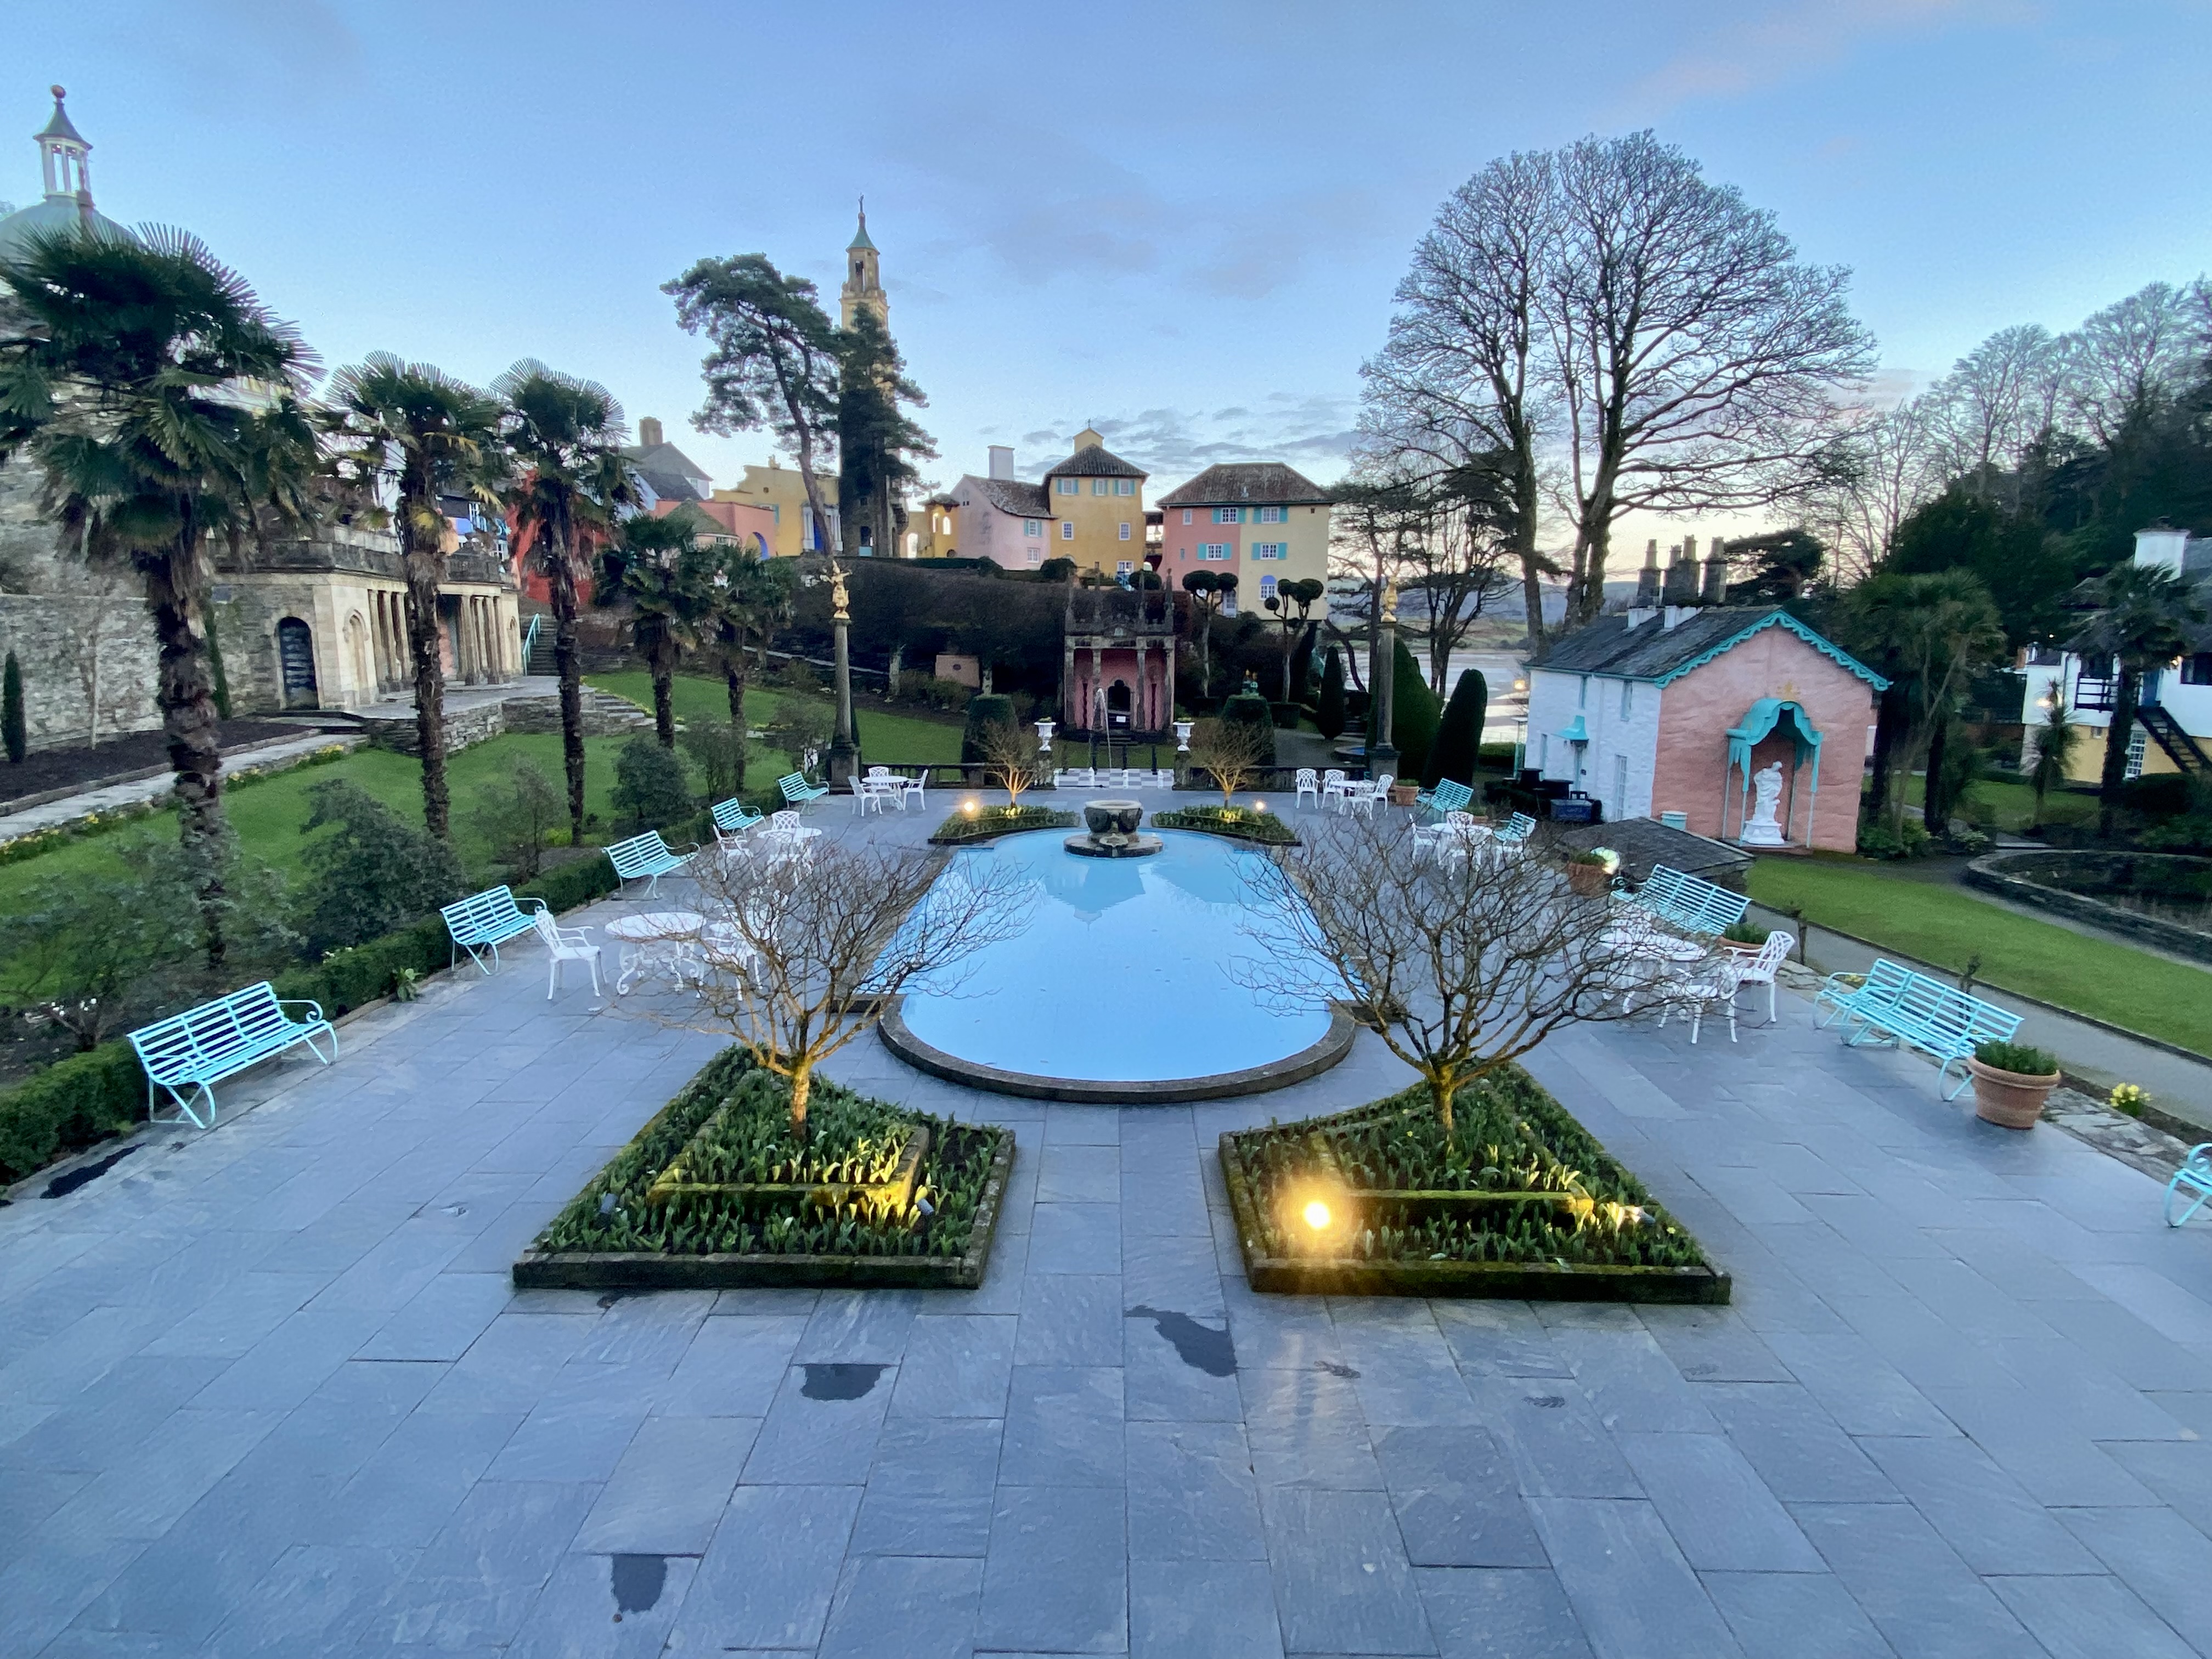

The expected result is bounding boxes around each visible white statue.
[1739,760,1787,847]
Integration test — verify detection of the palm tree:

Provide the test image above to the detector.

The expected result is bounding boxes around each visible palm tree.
[703,540,794,738]
[2027,689,2079,830]
[1847,570,2005,836]
[328,354,509,838]
[494,360,640,843]
[2069,562,2207,837]
[598,508,715,747]
[0,227,319,963]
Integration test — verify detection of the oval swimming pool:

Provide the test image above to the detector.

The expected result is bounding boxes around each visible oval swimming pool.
[884,829,1347,1101]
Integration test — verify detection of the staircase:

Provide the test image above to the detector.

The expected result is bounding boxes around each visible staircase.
[2138,704,2210,777]
[522,612,556,676]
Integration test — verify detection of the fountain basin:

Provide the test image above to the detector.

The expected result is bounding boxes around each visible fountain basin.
[1066,797,1163,859]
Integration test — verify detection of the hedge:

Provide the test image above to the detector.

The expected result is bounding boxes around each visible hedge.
[0,848,624,1188]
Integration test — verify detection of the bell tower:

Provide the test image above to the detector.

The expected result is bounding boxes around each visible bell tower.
[840,199,885,329]
[36,86,92,206]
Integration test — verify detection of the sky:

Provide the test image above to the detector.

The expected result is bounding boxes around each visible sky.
[16,0,2212,548]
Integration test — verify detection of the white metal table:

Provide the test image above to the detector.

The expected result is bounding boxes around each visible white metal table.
[603,910,707,995]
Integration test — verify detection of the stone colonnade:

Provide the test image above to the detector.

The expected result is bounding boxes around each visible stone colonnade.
[366,588,516,693]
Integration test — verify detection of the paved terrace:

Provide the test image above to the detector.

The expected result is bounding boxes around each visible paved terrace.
[8,797,2212,1657]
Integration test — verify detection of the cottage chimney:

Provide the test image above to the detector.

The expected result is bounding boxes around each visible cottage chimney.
[1633,539,1661,607]
[1701,539,1728,605]
[1661,544,1699,606]
[638,416,664,448]
[988,445,1015,481]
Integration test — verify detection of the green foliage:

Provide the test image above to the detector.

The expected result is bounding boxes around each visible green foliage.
[680,719,748,804]
[296,779,467,952]
[2027,695,2080,823]
[1719,919,1768,946]
[960,693,1016,762]
[3,649,25,764]
[929,805,1076,843]
[611,733,695,830]
[1425,668,1488,787]
[1219,694,1277,766]
[516,850,623,914]
[672,1069,915,1187]
[466,762,564,882]
[1,851,201,1049]
[1389,636,1441,781]
[1889,489,2078,647]
[205,611,232,720]
[0,1043,145,1186]
[1152,806,1297,845]
[1233,1073,1713,1270]
[1975,1039,2059,1076]
[1036,556,1077,583]
[1316,646,1347,741]
[1855,818,1932,860]
[531,1050,1005,1260]
[761,699,834,774]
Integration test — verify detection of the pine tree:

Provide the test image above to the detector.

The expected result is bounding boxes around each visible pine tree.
[2,650,25,764]
[1390,637,1442,781]
[1316,646,1347,740]
[1425,669,1488,787]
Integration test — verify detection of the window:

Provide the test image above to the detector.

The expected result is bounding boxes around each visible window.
[1612,754,1628,820]
[1201,543,1231,561]
[1091,479,1107,495]
[1540,733,1550,774]
[1060,520,1074,540]
[1024,519,1043,538]
[1259,505,1284,522]
[1182,509,1193,525]
[2184,653,2212,686]
[1056,479,1078,495]
[1618,680,1632,719]
[1117,561,1134,577]
[2126,730,2148,780]
[1119,522,1131,540]
[1115,478,1135,495]
[1578,675,1588,709]
[1260,574,1278,599]
[1250,543,1284,560]
[1214,506,1240,524]
[1026,547,1041,565]
[1222,592,1238,617]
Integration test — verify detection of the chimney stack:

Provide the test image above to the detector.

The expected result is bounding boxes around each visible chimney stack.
[988,445,1014,481]
[1701,539,1729,606]
[1634,539,1661,607]
[1661,543,1699,605]
[638,416,663,448]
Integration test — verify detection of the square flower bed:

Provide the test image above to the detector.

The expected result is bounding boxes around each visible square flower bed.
[929,804,1077,844]
[1152,804,1299,845]
[514,1047,1013,1289]
[1220,1068,1728,1302]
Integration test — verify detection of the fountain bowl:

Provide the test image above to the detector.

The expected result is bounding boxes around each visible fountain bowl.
[1067,798,1163,859]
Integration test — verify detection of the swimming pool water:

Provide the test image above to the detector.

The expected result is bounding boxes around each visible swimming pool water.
[897,830,1333,1084]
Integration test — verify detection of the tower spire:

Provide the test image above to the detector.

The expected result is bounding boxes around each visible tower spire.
[840,198,884,328]
[35,85,92,206]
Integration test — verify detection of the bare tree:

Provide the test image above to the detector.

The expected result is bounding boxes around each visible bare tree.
[65,571,134,746]
[1790,397,1948,583]
[1187,715,1271,805]
[1238,812,1664,1133]
[1923,323,2068,478]
[1364,149,1555,643]
[974,718,1042,805]
[1393,456,1520,693]
[1547,132,1876,625]
[2063,280,2205,444]
[686,835,1028,1137]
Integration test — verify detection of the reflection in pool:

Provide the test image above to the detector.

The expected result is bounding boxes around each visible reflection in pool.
[898,830,1331,1085]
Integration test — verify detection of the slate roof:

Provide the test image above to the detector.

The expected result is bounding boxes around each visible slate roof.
[35,91,87,148]
[968,477,1051,517]
[632,466,703,504]
[1551,819,1751,889]
[1043,444,1146,480]
[1155,463,1333,507]
[1532,605,1887,689]
[623,439,711,486]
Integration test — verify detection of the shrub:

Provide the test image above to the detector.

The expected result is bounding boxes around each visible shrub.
[1151,805,1296,845]
[930,804,1076,843]
[2117,772,2195,821]
[1974,1040,2058,1077]
[296,779,467,953]
[1389,637,1441,782]
[1218,693,1276,766]
[1425,669,1488,788]
[960,693,1016,763]
[516,850,622,915]
[2110,1082,2149,1117]
[0,1043,145,1186]
[281,915,449,1017]
[611,733,695,831]
[0,852,204,1050]
[974,719,1042,803]
[466,762,563,882]
[1856,818,1932,860]
[763,702,833,776]
[1268,701,1302,729]
[1719,919,1767,946]
[679,719,747,804]
[2,650,23,765]
[1315,647,1346,741]
[774,657,821,692]
[1192,712,1273,802]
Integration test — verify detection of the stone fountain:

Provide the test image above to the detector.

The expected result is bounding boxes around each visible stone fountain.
[1065,798,1163,859]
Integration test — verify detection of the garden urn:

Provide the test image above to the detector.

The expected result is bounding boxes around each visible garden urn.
[1388,782,1419,807]
[1966,1056,2060,1131]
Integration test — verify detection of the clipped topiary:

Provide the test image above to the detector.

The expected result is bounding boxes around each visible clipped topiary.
[1316,646,1346,741]
[1424,668,1488,788]
[961,693,1015,761]
[1390,637,1441,782]
[2,650,24,764]
[1220,692,1277,767]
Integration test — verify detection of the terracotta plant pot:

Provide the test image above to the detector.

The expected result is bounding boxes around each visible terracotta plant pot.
[1966,1057,2060,1131]
[1566,862,1611,896]
[1387,783,1419,806]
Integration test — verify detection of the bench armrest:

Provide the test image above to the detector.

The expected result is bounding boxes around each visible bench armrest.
[278,998,326,1023]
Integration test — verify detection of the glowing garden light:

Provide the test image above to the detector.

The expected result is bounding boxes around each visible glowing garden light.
[1303,1199,1331,1231]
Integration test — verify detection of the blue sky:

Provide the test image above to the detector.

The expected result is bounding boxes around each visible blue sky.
[17,0,2212,514]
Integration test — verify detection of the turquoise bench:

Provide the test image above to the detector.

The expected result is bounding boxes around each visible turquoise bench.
[129,982,337,1130]
[1630,865,1750,937]
[777,772,830,809]
[712,798,764,836]
[1493,811,1537,845]
[1815,958,2022,1099]
[2166,1146,2212,1227]
[441,885,545,974]
[605,830,697,898]
[1415,778,1475,817]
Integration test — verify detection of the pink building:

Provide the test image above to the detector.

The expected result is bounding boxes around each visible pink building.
[1523,603,1886,854]
[1062,586,1176,737]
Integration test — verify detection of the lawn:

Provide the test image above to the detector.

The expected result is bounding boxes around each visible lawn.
[1746,855,2212,1055]
[584,672,964,768]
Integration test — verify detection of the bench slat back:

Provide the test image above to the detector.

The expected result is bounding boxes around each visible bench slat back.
[1425,780,1474,813]
[131,983,290,1077]
[712,799,760,833]
[442,886,521,938]
[606,832,680,877]
[1854,961,2022,1053]
[1637,865,1748,936]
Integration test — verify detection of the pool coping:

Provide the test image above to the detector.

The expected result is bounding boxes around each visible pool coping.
[876,996,1361,1104]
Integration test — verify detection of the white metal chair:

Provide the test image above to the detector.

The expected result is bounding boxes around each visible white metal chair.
[1321,769,1350,811]
[1345,773,1392,817]
[1295,768,1320,809]
[1730,931,1795,1025]
[529,908,601,1000]
[1652,955,1744,1045]
[900,771,928,812]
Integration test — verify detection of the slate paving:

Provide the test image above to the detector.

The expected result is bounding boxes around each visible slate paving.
[10,819,2212,1655]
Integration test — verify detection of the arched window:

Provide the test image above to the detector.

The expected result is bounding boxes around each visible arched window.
[275,617,319,708]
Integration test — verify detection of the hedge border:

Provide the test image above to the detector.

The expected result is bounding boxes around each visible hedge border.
[0,849,623,1188]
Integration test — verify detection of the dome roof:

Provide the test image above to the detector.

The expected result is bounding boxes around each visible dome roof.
[0,194,129,262]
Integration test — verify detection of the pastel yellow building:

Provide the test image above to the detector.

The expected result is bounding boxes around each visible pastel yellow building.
[1042,428,1148,577]
[712,458,838,560]
[1155,463,1335,616]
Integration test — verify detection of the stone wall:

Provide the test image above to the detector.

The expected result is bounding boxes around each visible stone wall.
[0,592,162,751]
[358,687,651,755]
[1966,850,2212,966]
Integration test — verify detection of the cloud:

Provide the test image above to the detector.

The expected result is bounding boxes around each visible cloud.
[1616,0,2030,119]
[1014,397,1362,490]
